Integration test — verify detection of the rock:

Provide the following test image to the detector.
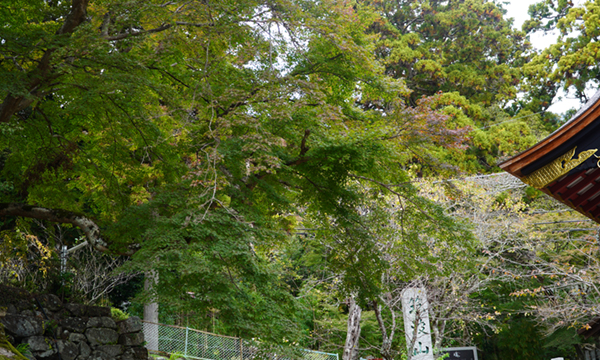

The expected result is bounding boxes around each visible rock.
[85,307,110,318]
[1,296,148,360]
[86,318,116,330]
[88,350,110,360]
[53,310,72,322]
[37,295,62,313]
[78,341,91,358]
[61,318,86,333]
[119,348,135,360]
[57,328,70,340]
[84,329,118,346]
[27,336,52,352]
[117,317,142,335]
[0,347,17,358]
[16,301,32,313]
[1,315,43,338]
[131,347,147,360]
[57,340,79,360]
[96,345,123,358]
[117,332,143,347]
[31,338,57,359]
[64,305,86,318]
[36,351,59,360]
[68,333,86,344]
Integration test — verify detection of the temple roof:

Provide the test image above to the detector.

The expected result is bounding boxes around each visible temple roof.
[499,90,600,223]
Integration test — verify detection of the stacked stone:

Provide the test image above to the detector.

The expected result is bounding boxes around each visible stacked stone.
[0,287,147,360]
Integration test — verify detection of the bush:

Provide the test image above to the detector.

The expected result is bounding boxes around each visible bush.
[111,307,129,322]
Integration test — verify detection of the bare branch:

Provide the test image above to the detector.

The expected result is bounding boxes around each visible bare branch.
[105,21,211,41]
[106,24,173,41]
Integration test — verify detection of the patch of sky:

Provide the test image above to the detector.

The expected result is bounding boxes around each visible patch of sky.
[239,5,311,77]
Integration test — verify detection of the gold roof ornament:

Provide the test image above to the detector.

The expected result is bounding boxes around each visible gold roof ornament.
[521,147,598,189]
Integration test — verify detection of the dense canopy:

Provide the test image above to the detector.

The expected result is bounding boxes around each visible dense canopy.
[2,0,600,359]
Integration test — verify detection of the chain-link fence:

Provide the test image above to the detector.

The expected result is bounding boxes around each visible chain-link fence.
[142,321,338,360]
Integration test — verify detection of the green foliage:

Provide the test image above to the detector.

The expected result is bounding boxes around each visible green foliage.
[0,323,28,360]
[111,307,129,322]
[474,314,576,360]
[42,320,58,337]
[360,0,548,173]
[1,0,480,344]
[14,344,31,360]
[370,0,528,103]
[418,174,599,359]
[523,0,600,108]
[167,352,185,360]
[3,0,578,356]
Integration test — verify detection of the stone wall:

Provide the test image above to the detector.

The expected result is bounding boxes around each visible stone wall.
[0,285,147,360]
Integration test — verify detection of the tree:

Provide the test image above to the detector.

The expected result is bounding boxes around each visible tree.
[523,0,600,105]
[288,170,475,359]
[343,296,362,360]
[361,0,546,174]
[0,0,473,344]
[368,0,527,104]
[416,173,598,359]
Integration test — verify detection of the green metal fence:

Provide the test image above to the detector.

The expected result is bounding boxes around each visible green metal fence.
[142,321,338,360]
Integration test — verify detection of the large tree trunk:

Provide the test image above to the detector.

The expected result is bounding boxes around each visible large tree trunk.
[343,296,362,360]
[143,270,159,351]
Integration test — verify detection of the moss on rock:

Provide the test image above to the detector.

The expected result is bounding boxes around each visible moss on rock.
[0,323,28,360]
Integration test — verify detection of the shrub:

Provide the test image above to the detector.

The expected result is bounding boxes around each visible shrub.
[111,307,129,322]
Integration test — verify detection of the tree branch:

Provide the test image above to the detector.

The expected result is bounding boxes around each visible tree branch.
[348,173,437,222]
[372,299,388,341]
[106,24,173,41]
[0,203,112,253]
[58,0,89,35]
[0,0,90,123]
[105,21,211,41]
[300,129,310,157]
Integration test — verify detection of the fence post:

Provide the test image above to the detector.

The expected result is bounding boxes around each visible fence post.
[184,327,189,356]
[239,339,243,360]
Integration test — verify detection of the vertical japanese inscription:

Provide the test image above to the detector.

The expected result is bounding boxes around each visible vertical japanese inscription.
[402,287,434,360]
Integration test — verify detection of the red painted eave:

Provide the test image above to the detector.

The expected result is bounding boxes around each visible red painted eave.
[498,94,600,177]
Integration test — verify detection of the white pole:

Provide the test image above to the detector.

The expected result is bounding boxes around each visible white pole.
[184,327,188,356]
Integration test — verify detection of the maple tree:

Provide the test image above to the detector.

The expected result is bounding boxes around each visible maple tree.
[0,0,471,343]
